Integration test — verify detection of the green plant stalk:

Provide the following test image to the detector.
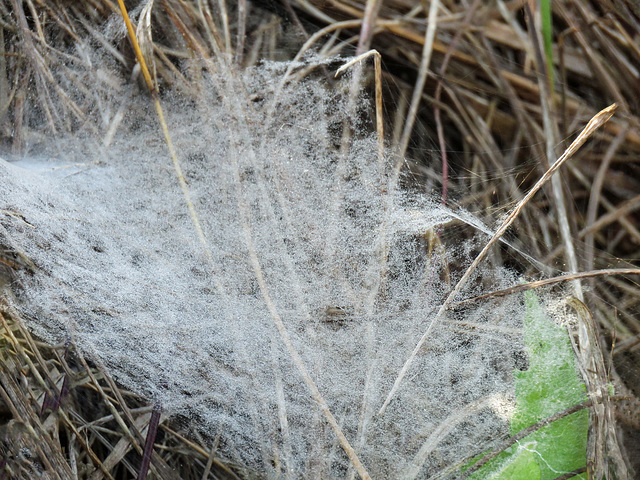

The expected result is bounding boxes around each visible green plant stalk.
[541,0,554,87]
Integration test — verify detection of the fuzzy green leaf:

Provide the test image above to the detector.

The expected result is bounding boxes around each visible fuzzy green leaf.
[511,291,588,479]
[467,446,541,480]
[467,291,588,479]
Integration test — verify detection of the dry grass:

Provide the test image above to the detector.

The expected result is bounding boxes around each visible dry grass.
[0,297,241,479]
[1,0,640,478]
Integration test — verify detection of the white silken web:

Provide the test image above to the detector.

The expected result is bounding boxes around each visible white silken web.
[0,61,537,478]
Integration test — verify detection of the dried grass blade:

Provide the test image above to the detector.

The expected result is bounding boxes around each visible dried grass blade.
[356,0,382,54]
[453,268,640,306]
[525,0,583,301]
[335,50,384,167]
[61,409,118,480]
[137,404,162,480]
[0,366,71,479]
[397,0,440,162]
[567,298,630,479]
[115,0,213,262]
[580,193,640,239]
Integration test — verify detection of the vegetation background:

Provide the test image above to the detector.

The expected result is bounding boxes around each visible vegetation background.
[0,0,639,478]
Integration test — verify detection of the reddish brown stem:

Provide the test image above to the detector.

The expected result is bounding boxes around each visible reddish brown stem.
[138,403,162,480]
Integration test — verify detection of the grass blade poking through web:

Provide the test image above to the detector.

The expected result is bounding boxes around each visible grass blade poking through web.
[335,49,384,169]
[115,0,212,262]
[115,4,372,478]
[379,103,617,415]
[465,291,588,480]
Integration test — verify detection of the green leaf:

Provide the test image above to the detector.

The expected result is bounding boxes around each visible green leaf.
[467,291,588,479]
[467,446,541,480]
[499,448,540,479]
[512,291,588,479]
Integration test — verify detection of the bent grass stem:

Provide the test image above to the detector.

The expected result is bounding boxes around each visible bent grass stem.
[379,103,618,415]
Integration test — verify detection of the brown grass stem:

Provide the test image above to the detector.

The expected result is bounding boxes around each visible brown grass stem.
[137,403,162,480]
[525,1,584,303]
[452,268,640,307]
[396,0,439,163]
[433,0,482,205]
[335,50,384,167]
[116,0,213,264]
[568,298,629,479]
[584,125,629,272]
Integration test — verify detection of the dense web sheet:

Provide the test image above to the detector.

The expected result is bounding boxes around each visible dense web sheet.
[0,63,531,477]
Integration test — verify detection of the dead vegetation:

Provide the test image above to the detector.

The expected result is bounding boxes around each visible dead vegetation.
[0,0,639,478]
